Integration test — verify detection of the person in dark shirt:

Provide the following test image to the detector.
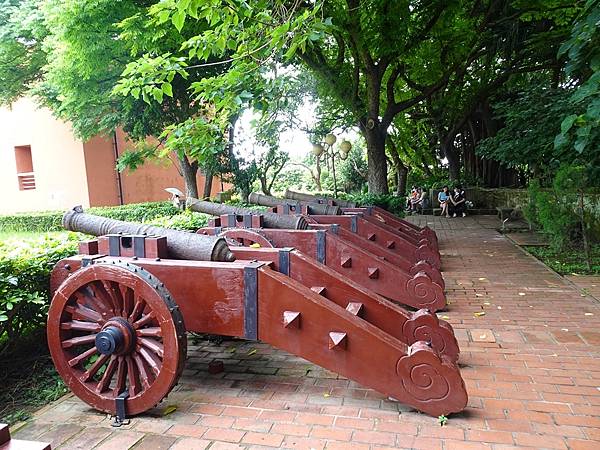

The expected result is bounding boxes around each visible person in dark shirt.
[450,186,467,217]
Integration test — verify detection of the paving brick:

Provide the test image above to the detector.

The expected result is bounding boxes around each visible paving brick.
[94,430,145,450]
[202,428,245,443]
[166,424,207,438]
[333,416,374,430]
[56,426,112,449]
[241,431,284,447]
[310,426,352,441]
[281,435,327,449]
[514,432,568,449]
[466,429,514,444]
[271,423,311,436]
[352,430,397,446]
[133,434,177,449]
[168,437,211,450]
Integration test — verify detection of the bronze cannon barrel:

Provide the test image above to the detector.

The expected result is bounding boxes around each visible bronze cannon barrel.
[284,189,356,208]
[186,198,309,230]
[63,207,235,262]
[248,192,341,215]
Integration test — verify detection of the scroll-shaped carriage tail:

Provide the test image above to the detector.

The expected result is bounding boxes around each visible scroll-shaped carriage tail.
[47,207,467,423]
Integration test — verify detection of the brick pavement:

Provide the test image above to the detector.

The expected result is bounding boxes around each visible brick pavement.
[14,215,600,449]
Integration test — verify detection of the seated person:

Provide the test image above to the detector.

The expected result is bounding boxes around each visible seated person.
[410,187,426,213]
[450,185,467,217]
[405,186,418,211]
[438,186,450,217]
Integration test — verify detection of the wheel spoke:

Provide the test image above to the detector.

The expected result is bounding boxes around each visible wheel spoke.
[68,346,97,367]
[65,304,103,323]
[113,356,127,396]
[101,280,123,316]
[62,334,97,348]
[129,296,145,322]
[120,285,134,318]
[132,353,152,389]
[126,356,141,396]
[83,285,112,316]
[80,353,109,382]
[133,311,155,329]
[137,327,162,338]
[61,320,101,333]
[138,346,162,377]
[139,337,164,358]
[96,355,118,393]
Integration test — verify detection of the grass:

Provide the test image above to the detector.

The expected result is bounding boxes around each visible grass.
[524,244,600,275]
[0,329,68,424]
[0,230,67,241]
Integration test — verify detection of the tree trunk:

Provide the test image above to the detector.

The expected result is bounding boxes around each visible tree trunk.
[443,136,460,181]
[388,139,408,196]
[202,170,213,198]
[362,124,389,194]
[180,155,199,199]
[259,175,271,196]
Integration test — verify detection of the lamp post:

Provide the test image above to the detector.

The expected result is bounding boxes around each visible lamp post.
[314,134,352,197]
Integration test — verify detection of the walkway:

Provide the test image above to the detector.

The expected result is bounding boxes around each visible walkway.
[14,215,600,449]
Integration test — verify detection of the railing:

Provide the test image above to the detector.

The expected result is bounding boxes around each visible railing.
[17,171,36,190]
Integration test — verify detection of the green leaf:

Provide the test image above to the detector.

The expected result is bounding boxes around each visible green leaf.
[560,114,577,134]
[172,10,186,32]
[0,315,8,322]
[161,82,173,97]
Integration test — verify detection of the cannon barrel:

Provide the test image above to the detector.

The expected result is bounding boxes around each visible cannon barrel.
[187,198,309,230]
[63,207,235,262]
[284,189,356,208]
[248,192,341,215]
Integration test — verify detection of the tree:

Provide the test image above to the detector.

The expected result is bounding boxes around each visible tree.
[0,0,225,198]
[555,0,600,173]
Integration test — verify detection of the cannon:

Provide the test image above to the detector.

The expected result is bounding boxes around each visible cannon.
[186,197,308,230]
[248,192,342,215]
[187,199,445,310]
[48,208,467,421]
[285,188,356,208]
[282,190,438,248]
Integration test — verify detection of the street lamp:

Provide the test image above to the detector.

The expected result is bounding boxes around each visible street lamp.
[314,134,352,197]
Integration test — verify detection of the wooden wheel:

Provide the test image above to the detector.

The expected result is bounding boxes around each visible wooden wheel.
[47,261,186,416]
[219,229,274,248]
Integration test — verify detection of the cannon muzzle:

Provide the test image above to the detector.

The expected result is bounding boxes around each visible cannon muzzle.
[63,207,235,262]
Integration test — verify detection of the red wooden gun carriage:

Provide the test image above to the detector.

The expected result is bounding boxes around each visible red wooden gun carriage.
[47,205,467,425]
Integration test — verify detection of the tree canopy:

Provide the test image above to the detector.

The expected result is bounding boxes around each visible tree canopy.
[0,0,596,197]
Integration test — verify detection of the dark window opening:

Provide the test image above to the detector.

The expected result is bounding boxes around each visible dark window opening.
[15,145,35,190]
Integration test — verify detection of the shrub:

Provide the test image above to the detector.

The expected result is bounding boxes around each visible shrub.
[148,211,211,231]
[0,234,78,349]
[347,193,405,216]
[0,202,179,233]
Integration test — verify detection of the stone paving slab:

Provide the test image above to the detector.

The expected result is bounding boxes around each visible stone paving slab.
[14,215,600,449]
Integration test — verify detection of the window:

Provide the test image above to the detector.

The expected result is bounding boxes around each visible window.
[15,145,36,190]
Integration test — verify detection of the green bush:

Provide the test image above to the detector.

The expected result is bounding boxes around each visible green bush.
[346,193,405,216]
[0,202,179,233]
[148,211,211,231]
[0,234,78,349]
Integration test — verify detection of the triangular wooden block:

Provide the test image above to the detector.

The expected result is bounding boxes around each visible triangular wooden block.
[346,302,364,317]
[367,267,379,279]
[386,240,395,249]
[283,311,301,328]
[329,332,347,350]
[311,286,326,296]
[367,233,376,241]
[341,256,352,268]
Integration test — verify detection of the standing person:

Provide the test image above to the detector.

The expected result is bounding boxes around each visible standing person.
[438,186,450,217]
[450,185,467,217]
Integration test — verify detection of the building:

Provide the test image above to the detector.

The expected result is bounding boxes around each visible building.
[0,98,222,214]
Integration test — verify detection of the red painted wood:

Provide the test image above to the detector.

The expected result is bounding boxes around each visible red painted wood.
[256,268,467,416]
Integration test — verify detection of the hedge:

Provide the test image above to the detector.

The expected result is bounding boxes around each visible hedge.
[0,234,78,349]
[0,202,179,233]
